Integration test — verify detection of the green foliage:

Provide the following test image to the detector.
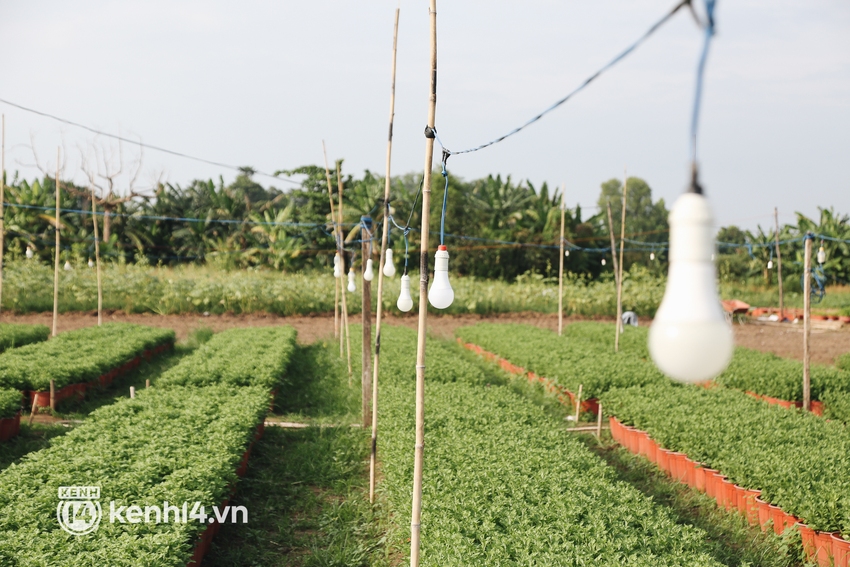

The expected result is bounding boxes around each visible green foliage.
[0,384,269,566]
[838,352,850,372]
[351,325,723,565]
[0,323,174,391]
[716,347,850,401]
[156,327,297,390]
[0,323,50,353]
[455,322,665,399]
[601,383,850,533]
[0,388,21,420]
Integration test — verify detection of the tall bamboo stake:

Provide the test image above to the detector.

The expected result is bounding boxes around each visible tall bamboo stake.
[774,207,784,320]
[335,267,340,340]
[52,149,61,337]
[322,143,352,380]
[410,1,437,564]
[605,201,620,352]
[803,235,812,411]
[91,186,103,326]
[557,184,565,336]
[615,173,628,346]
[371,6,400,505]
[0,115,5,315]
[338,163,353,383]
[361,222,373,429]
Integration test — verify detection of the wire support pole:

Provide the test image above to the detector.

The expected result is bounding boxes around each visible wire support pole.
[371,6,400,506]
[338,163,354,384]
[91,186,103,326]
[803,234,812,412]
[52,148,61,337]
[616,172,628,343]
[558,185,565,336]
[410,2,437,565]
[605,201,620,352]
[774,207,784,320]
[0,114,4,315]
[361,223,372,430]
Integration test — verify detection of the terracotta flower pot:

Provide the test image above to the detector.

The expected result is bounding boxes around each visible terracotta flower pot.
[656,448,671,473]
[796,522,817,558]
[740,489,761,526]
[694,466,707,492]
[645,437,659,464]
[683,457,698,487]
[769,505,788,535]
[831,533,850,567]
[755,497,771,530]
[815,532,838,567]
[608,418,621,443]
[811,401,824,416]
[721,479,737,511]
[667,452,685,482]
[703,469,720,499]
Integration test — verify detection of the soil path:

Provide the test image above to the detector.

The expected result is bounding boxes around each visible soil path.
[2,311,847,366]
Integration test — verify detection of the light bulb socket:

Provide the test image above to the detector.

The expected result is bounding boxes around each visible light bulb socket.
[688,163,704,195]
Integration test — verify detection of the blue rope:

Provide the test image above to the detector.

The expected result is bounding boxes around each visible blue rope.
[690,0,717,163]
[439,155,449,246]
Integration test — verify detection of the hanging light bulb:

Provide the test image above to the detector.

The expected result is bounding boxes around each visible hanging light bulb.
[397,273,413,312]
[564,250,570,257]
[347,268,356,292]
[63,261,72,271]
[333,253,341,278]
[383,248,396,278]
[601,258,607,266]
[88,258,94,268]
[648,191,734,383]
[767,259,773,270]
[650,252,656,261]
[817,245,826,265]
[25,247,34,259]
[363,258,374,282]
[428,245,454,309]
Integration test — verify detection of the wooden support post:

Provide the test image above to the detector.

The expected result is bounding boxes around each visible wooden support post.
[49,379,56,412]
[574,384,583,423]
[605,202,620,352]
[596,403,603,439]
[558,186,565,336]
[774,207,784,321]
[361,224,372,429]
[338,164,353,383]
[145,379,150,389]
[0,114,5,314]
[53,149,61,337]
[616,173,628,341]
[91,186,103,326]
[130,386,135,399]
[370,6,400,506]
[410,2,437,564]
[27,394,37,426]
[803,234,812,411]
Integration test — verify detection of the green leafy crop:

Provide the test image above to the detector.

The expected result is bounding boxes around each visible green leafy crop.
[0,387,21,420]
[0,323,50,354]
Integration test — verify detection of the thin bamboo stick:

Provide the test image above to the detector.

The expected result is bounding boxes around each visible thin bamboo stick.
[774,207,784,320]
[573,384,583,423]
[0,115,5,315]
[410,2,437,564]
[558,185,565,336]
[616,173,628,347]
[91,186,103,326]
[605,202,619,352]
[52,149,60,337]
[596,402,603,439]
[370,6,400,505]
[361,224,372,429]
[50,379,55,412]
[803,235,812,411]
[335,266,340,340]
[338,163,353,383]
[27,394,37,426]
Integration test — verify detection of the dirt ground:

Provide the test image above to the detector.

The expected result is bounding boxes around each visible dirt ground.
[2,310,848,366]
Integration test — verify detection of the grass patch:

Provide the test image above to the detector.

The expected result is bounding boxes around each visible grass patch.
[0,421,66,473]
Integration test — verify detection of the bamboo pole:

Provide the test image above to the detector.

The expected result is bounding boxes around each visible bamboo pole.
[616,173,628,344]
[0,114,5,315]
[774,207,784,321]
[803,235,812,411]
[410,2,437,564]
[605,202,620,352]
[596,402,603,439]
[371,6,400,505]
[573,384,583,423]
[558,185,565,336]
[27,394,37,426]
[361,222,373,429]
[91,186,103,326]
[335,268,340,340]
[321,143,352,380]
[338,163,353,383]
[52,148,61,337]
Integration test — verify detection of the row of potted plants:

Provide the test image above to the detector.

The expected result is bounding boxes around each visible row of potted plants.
[610,415,850,567]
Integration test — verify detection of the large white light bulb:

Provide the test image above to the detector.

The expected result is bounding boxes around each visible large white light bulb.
[648,192,733,383]
[650,252,656,261]
[88,258,94,268]
[26,247,34,259]
[64,261,72,271]
[363,258,374,282]
[817,246,826,265]
[428,245,454,309]
[347,268,356,292]
[767,259,773,270]
[397,273,413,312]
[383,249,396,278]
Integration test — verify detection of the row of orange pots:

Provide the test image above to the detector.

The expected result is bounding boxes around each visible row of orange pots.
[609,417,850,567]
[0,412,21,442]
[745,391,825,416]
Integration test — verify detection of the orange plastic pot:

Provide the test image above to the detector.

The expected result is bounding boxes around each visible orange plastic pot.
[609,418,621,443]
[0,413,21,442]
[630,429,644,454]
[666,452,684,482]
[740,489,761,526]
[646,437,659,464]
[683,457,697,488]
[721,479,737,511]
[694,466,706,492]
[755,497,771,530]
[811,401,824,416]
[769,505,788,535]
[831,533,850,567]
[815,532,838,567]
[656,448,671,473]
[796,523,816,560]
[703,469,720,499]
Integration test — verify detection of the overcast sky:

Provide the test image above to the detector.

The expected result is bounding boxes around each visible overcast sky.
[1,0,848,231]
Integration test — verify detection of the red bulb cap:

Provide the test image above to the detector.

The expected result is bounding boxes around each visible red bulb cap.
[438,245,447,251]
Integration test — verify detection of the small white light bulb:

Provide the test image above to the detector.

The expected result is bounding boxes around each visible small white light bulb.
[648,192,734,383]
[26,247,34,259]
[64,261,72,271]
[383,248,396,278]
[88,258,94,268]
[397,273,413,312]
[817,246,826,265]
[650,252,656,261]
[565,250,570,257]
[363,258,374,282]
[601,258,607,266]
[333,253,341,278]
[767,259,773,270]
[347,268,356,292]
[428,245,454,309]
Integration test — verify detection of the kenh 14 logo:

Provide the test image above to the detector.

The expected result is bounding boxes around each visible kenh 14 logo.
[57,486,102,536]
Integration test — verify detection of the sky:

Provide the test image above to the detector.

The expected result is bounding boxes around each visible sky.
[0,0,848,231]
